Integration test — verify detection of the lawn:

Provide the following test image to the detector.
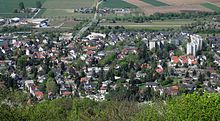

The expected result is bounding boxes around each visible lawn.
[0,0,46,17]
[42,0,95,9]
[201,3,220,12]
[140,0,169,7]
[100,0,137,8]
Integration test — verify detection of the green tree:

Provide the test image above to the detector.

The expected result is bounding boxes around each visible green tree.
[36,1,42,8]
[17,55,28,69]
[19,2,25,10]
[46,77,58,94]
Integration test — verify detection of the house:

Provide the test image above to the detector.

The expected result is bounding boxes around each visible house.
[80,77,90,84]
[27,18,49,27]
[62,91,72,97]
[156,65,164,74]
[0,39,9,49]
[11,17,20,23]
[179,56,188,65]
[188,55,197,65]
[100,83,108,94]
[25,80,34,93]
[34,91,44,100]
[171,56,179,65]
[0,19,5,25]
[166,85,179,95]
[141,63,151,69]
[146,82,159,91]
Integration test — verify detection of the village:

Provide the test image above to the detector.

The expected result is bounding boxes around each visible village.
[0,28,219,102]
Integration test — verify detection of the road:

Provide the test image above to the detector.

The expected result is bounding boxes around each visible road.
[32,9,41,19]
[73,0,102,40]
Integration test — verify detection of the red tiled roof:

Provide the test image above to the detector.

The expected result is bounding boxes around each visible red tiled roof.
[141,63,151,69]
[86,50,95,55]
[188,55,197,65]
[80,77,89,83]
[180,56,188,64]
[35,91,43,97]
[156,67,164,74]
[171,56,179,64]
[34,52,46,59]
[83,46,97,50]
[63,91,72,96]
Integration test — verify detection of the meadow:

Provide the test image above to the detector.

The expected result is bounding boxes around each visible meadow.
[0,0,95,18]
[42,0,95,9]
[100,0,137,8]
[38,9,94,18]
[0,0,46,17]
[0,0,46,13]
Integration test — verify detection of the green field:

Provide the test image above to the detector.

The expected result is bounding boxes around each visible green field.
[100,19,195,29]
[0,0,46,13]
[43,0,95,9]
[38,0,95,19]
[0,0,46,17]
[201,3,220,12]
[100,0,137,8]
[0,0,95,18]
[38,9,94,18]
[141,0,169,6]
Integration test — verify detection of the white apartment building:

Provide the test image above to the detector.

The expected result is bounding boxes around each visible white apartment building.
[187,34,203,56]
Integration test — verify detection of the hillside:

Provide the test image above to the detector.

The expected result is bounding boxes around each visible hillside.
[0,93,219,121]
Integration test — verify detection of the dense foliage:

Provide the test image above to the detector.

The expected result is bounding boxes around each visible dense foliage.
[0,93,219,121]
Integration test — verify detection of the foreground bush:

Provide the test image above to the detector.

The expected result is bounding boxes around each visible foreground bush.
[0,93,219,121]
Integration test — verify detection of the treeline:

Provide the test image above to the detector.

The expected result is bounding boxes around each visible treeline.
[107,12,219,23]
[0,93,219,121]
[0,26,32,33]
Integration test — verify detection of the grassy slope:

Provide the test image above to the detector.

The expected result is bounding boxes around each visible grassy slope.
[140,0,169,6]
[100,0,137,8]
[201,2,220,12]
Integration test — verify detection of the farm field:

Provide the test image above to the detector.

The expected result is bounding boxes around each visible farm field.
[38,0,95,19]
[156,0,207,6]
[140,0,169,6]
[201,2,220,12]
[99,19,195,29]
[0,0,95,18]
[0,0,46,18]
[38,9,94,19]
[98,0,216,15]
[120,0,215,15]
[125,0,152,7]
[42,0,95,9]
[100,0,137,8]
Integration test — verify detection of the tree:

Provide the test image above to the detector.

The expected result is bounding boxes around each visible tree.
[36,1,42,8]
[19,2,25,10]
[48,71,55,78]
[46,77,58,94]
[17,55,28,69]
